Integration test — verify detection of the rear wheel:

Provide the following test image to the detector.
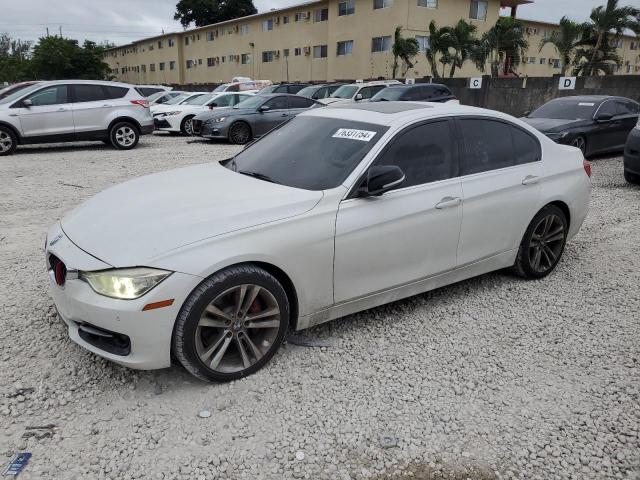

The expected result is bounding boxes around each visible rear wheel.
[228,122,252,145]
[513,205,568,279]
[624,170,640,185]
[172,264,289,382]
[109,122,139,150]
[0,126,17,156]
[180,115,196,136]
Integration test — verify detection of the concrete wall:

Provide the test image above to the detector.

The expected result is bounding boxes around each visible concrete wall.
[431,75,640,116]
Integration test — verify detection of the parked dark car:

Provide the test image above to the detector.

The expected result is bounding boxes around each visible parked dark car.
[258,83,311,95]
[370,83,456,103]
[297,83,346,100]
[521,95,640,157]
[0,81,40,100]
[191,93,321,144]
[624,126,640,184]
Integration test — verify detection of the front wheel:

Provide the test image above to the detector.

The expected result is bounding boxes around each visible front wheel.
[228,122,252,145]
[109,122,139,150]
[181,116,195,136]
[513,205,568,279]
[570,135,586,155]
[624,170,640,185]
[172,264,290,382]
[0,126,17,156]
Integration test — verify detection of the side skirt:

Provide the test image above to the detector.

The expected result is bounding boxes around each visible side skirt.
[297,250,517,330]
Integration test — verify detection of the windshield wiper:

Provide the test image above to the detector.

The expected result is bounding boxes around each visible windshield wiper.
[238,170,280,184]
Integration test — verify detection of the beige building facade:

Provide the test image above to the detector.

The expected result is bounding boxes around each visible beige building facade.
[103,0,639,86]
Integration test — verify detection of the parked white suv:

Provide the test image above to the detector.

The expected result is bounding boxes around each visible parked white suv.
[0,80,154,156]
[320,80,402,105]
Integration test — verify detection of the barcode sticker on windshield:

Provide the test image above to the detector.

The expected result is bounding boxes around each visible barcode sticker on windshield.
[332,128,377,142]
[578,102,595,106]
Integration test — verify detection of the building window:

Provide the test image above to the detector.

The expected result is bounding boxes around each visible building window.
[262,51,276,62]
[207,31,215,41]
[185,36,190,46]
[417,0,437,7]
[240,24,250,35]
[242,53,251,64]
[207,57,215,67]
[294,47,302,56]
[626,64,632,73]
[283,15,290,24]
[186,59,193,69]
[539,57,546,64]
[158,40,163,49]
[469,0,488,21]
[374,0,393,8]
[338,0,355,16]
[526,57,536,64]
[150,63,156,72]
[295,12,309,21]
[170,61,176,70]
[314,8,329,22]
[371,36,392,52]
[141,65,146,73]
[552,59,560,68]
[337,40,354,56]
[283,48,290,57]
[159,62,165,70]
[262,19,274,31]
[313,45,328,58]
[198,58,202,65]
[168,38,175,47]
[415,35,429,51]
[149,44,154,51]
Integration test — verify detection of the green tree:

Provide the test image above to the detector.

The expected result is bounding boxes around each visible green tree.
[474,17,529,77]
[0,33,33,83]
[174,0,257,28]
[440,19,479,78]
[391,26,419,79]
[425,20,448,79]
[31,36,111,80]
[573,33,622,75]
[578,0,639,76]
[538,16,582,76]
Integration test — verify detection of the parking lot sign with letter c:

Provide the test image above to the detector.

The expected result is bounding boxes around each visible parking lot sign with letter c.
[559,77,576,90]
[470,77,482,89]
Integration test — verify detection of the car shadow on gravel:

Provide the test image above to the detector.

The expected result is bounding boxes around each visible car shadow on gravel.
[15,141,152,155]
[372,462,498,479]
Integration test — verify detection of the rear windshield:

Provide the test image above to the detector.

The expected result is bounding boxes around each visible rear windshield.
[371,88,405,101]
[296,86,318,98]
[213,84,231,92]
[228,116,389,190]
[529,99,598,120]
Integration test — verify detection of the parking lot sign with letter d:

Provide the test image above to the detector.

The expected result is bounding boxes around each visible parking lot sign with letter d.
[559,77,577,90]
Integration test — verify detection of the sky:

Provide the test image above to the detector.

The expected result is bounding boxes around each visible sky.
[0,0,634,46]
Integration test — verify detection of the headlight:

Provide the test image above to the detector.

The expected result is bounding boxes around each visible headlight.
[545,131,569,141]
[214,117,226,123]
[79,267,172,300]
[156,111,181,117]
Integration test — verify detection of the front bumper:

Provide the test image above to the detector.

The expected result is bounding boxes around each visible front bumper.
[45,223,202,370]
[193,119,228,138]
[153,115,181,132]
[624,128,640,176]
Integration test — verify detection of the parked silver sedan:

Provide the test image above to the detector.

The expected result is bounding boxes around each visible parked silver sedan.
[191,93,321,144]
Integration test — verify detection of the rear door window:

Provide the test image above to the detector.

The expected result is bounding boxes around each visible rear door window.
[73,84,108,102]
[103,86,129,99]
[458,118,515,175]
[288,96,316,109]
[511,127,541,165]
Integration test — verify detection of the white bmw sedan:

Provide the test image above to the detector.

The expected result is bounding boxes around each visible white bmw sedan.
[46,102,591,381]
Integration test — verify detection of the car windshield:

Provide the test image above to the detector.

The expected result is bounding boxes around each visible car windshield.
[228,116,389,190]
[213,84,231,92]
[163,94,190,105]
[371,88,404,101]
[529,99,599,120]
[183,93,216,105]
[233,96,265,109]
[258,85,279,94]
[296,86,319,97]
[0,83,41,105]
[330,85,359,99]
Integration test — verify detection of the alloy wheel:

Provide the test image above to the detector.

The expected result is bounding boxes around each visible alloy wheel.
[230,123,250,144]
[528,214,565,273]
[184,118,194,135]
[0,131,13,153]
[196,284,281,373]
[115,126,136,147]
[571,136,586,154]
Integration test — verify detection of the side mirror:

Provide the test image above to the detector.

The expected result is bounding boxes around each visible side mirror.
[208,103,218,110]
[361,165,405,197]
[22,99,33,108]
[258,105,270,112]
[595,112,614,122]
[354,93,363,101]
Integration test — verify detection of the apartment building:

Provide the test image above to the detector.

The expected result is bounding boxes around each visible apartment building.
[103,0,639,86]
[104,0,530,85]
[519,19,639,76]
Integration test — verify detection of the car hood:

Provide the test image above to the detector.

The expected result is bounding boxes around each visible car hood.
[152,104,204,115]
[193,107,252,121]
[520,117,588,133]
[320,98,351,105]
[61,162,323,268]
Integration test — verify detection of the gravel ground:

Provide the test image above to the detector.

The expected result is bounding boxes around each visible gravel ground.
[0,134,638,480]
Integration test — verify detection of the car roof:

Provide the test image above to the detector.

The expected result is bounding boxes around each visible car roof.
[384,83,449,89]
[36,79,137,89]
[548,95,614,103]
[303,101,512,127]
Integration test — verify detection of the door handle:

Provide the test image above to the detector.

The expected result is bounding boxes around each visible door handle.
[435,196,462,209]
[57,107,67,112]
[522,175,539,185]
[281,113,288,117]
[102,104,113,108]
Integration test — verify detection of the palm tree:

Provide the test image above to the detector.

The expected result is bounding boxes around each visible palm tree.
[539,16,582,76]
[391,26,419,79]
[474,17,529,77]
[573,34,622,75]
[440,19,479,78]
[580,0,639,76]
[425,20,448,79]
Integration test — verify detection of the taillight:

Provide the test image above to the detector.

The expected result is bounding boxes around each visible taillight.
[583,159,592,178]
[130,99,149,108]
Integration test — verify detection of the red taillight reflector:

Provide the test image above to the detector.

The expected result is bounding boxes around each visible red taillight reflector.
[142,299,175,311]
[583,159,592,178]
[130,99,150,108]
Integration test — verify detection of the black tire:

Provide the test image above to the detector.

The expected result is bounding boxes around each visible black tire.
[109,121,140,150]
[172,264,290,382]
[513,204,568,279]
[624,170,640,185]
[0,126,17,156]
[570,135,587,156]
[228,121,252,145]
[180,115,196,136]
